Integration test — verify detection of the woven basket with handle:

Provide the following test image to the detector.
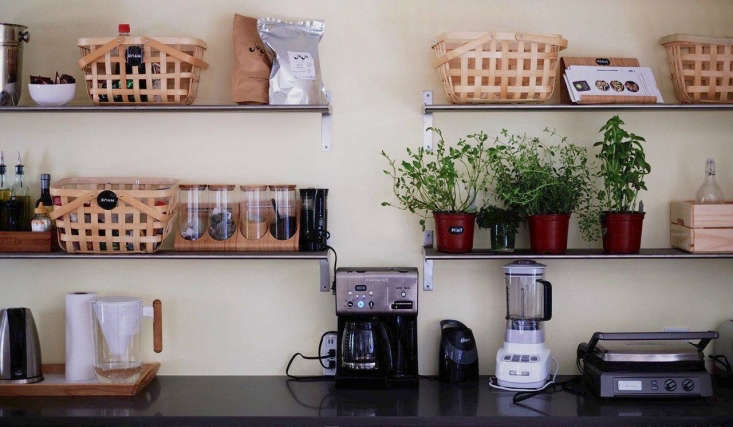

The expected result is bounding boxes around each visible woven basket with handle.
[77,36,208,105]
[49,178,177,254]
[660,34,733,104]
[433,32,567,103]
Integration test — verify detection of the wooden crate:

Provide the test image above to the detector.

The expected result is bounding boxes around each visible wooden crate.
[0,231,52,252]
[670,201,733,252]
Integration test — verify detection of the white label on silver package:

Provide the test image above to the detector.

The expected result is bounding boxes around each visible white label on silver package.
[288,51,316,80]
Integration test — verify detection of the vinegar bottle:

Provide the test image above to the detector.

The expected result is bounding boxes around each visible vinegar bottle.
[696,158,725,204]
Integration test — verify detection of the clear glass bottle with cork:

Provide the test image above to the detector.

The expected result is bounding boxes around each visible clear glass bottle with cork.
[696,158,725,204]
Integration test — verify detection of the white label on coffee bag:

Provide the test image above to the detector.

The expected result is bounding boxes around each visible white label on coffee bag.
[288,51,316,80]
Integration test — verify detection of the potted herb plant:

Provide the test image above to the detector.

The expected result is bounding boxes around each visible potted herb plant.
[594,115,650,254]
[381,128,492,253]
[489,129,594,254]
[476,205,520,252]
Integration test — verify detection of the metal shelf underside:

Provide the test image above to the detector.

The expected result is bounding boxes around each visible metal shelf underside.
[0,105,330,113]
[0,251,332,292]
[424,104,733,112]
[422,248,733,290]
[0,104,333,151]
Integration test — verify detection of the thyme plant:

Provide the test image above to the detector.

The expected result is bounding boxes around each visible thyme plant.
[381,128,493,229]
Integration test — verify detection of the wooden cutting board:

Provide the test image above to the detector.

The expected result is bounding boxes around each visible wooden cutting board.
[0,363,160,397]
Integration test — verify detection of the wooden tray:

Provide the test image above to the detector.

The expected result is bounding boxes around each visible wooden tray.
[0,231,52,252]
[0,363,160,397]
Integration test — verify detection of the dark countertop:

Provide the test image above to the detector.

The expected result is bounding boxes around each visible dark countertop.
[0,375,731,426]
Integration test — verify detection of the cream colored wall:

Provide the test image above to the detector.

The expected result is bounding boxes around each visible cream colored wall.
[2,0,733,375]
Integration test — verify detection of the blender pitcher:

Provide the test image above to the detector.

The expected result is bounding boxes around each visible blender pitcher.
[91,297,162,384]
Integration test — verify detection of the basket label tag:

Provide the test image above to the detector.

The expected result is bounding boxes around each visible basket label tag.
[449,226,464,235]
[595,58,611,66]
[97,190,118,210]
[287,51,316,80]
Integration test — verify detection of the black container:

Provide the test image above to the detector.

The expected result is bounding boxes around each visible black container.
[439,320,478,383]
[299,188,328,251]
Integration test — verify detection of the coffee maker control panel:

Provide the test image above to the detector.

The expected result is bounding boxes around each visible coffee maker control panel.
[335,267,418,314]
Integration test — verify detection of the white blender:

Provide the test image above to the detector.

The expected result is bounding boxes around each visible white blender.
[494,260,555,390]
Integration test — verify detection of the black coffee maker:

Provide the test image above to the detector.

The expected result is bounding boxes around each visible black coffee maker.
[335,268,418,388]
[299,188,328,251]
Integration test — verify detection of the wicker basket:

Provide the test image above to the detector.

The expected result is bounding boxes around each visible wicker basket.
[432,32,567,103]
[77,36,208,105]
[660,34,733,104]
[49,178,178,254]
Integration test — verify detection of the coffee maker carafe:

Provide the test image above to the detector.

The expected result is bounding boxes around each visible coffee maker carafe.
[495,260,553,389]
[335,268,418,388]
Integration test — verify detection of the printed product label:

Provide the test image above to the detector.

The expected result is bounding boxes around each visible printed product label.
[449,226,464,235]
[595,58,611,66]
[97,190,119,210]
[288,51,316,80]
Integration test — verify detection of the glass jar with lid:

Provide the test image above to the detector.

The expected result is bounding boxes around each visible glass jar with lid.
[178,184,207,241]
[240,185,271,240]
[270,185,297,240]
[208,185,237,241]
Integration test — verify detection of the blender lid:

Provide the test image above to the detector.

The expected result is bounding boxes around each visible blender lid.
[504,260,546,275]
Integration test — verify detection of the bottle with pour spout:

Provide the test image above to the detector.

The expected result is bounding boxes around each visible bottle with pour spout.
[696,158,725,204]
[7,152,31,230]
[0,152,9,230]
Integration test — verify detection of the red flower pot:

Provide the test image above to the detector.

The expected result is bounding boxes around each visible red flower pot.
[434,212,475,253]
[602,212,645,254]
[528,214,571,254]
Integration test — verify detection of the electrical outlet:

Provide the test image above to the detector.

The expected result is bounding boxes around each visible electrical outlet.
[321,332,338,376]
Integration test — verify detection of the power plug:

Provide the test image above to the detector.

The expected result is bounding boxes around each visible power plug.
[321,332,338,376]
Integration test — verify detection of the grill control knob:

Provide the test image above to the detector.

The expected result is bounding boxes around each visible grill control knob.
[682,379,695,392]
[664,379,677,392]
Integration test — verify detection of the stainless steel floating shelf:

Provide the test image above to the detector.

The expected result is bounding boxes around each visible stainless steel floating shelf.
[0,251,333,292]
[0,103,334,151]
[0,104,330,113]
[424,103,733,113]
[421,89,733,149]
[422,247,733,291]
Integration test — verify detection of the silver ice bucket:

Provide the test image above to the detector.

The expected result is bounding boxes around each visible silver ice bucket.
[0,23,29,106]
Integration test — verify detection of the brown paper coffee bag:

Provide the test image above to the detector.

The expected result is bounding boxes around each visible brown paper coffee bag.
[232,14,271,104]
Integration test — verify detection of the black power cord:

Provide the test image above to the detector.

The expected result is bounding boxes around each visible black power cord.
[286,330,338,381]
[326,245,337,293]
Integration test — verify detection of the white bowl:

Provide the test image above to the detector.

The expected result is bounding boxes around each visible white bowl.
[28,83,76,107]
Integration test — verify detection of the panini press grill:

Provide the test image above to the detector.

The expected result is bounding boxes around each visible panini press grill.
[577,331,718,398]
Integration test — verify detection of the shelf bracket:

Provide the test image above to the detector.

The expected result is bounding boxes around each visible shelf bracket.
[423,258,434,291]
[423,90,434,150]
[321,92,333,152]
[319,258,331,292]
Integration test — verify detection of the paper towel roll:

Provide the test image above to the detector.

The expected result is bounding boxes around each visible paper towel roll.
[65,292,97,382]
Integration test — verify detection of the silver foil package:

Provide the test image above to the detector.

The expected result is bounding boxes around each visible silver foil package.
[257,17,327,105]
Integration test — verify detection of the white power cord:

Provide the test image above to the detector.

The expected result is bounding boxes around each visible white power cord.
[488,357,560,392]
